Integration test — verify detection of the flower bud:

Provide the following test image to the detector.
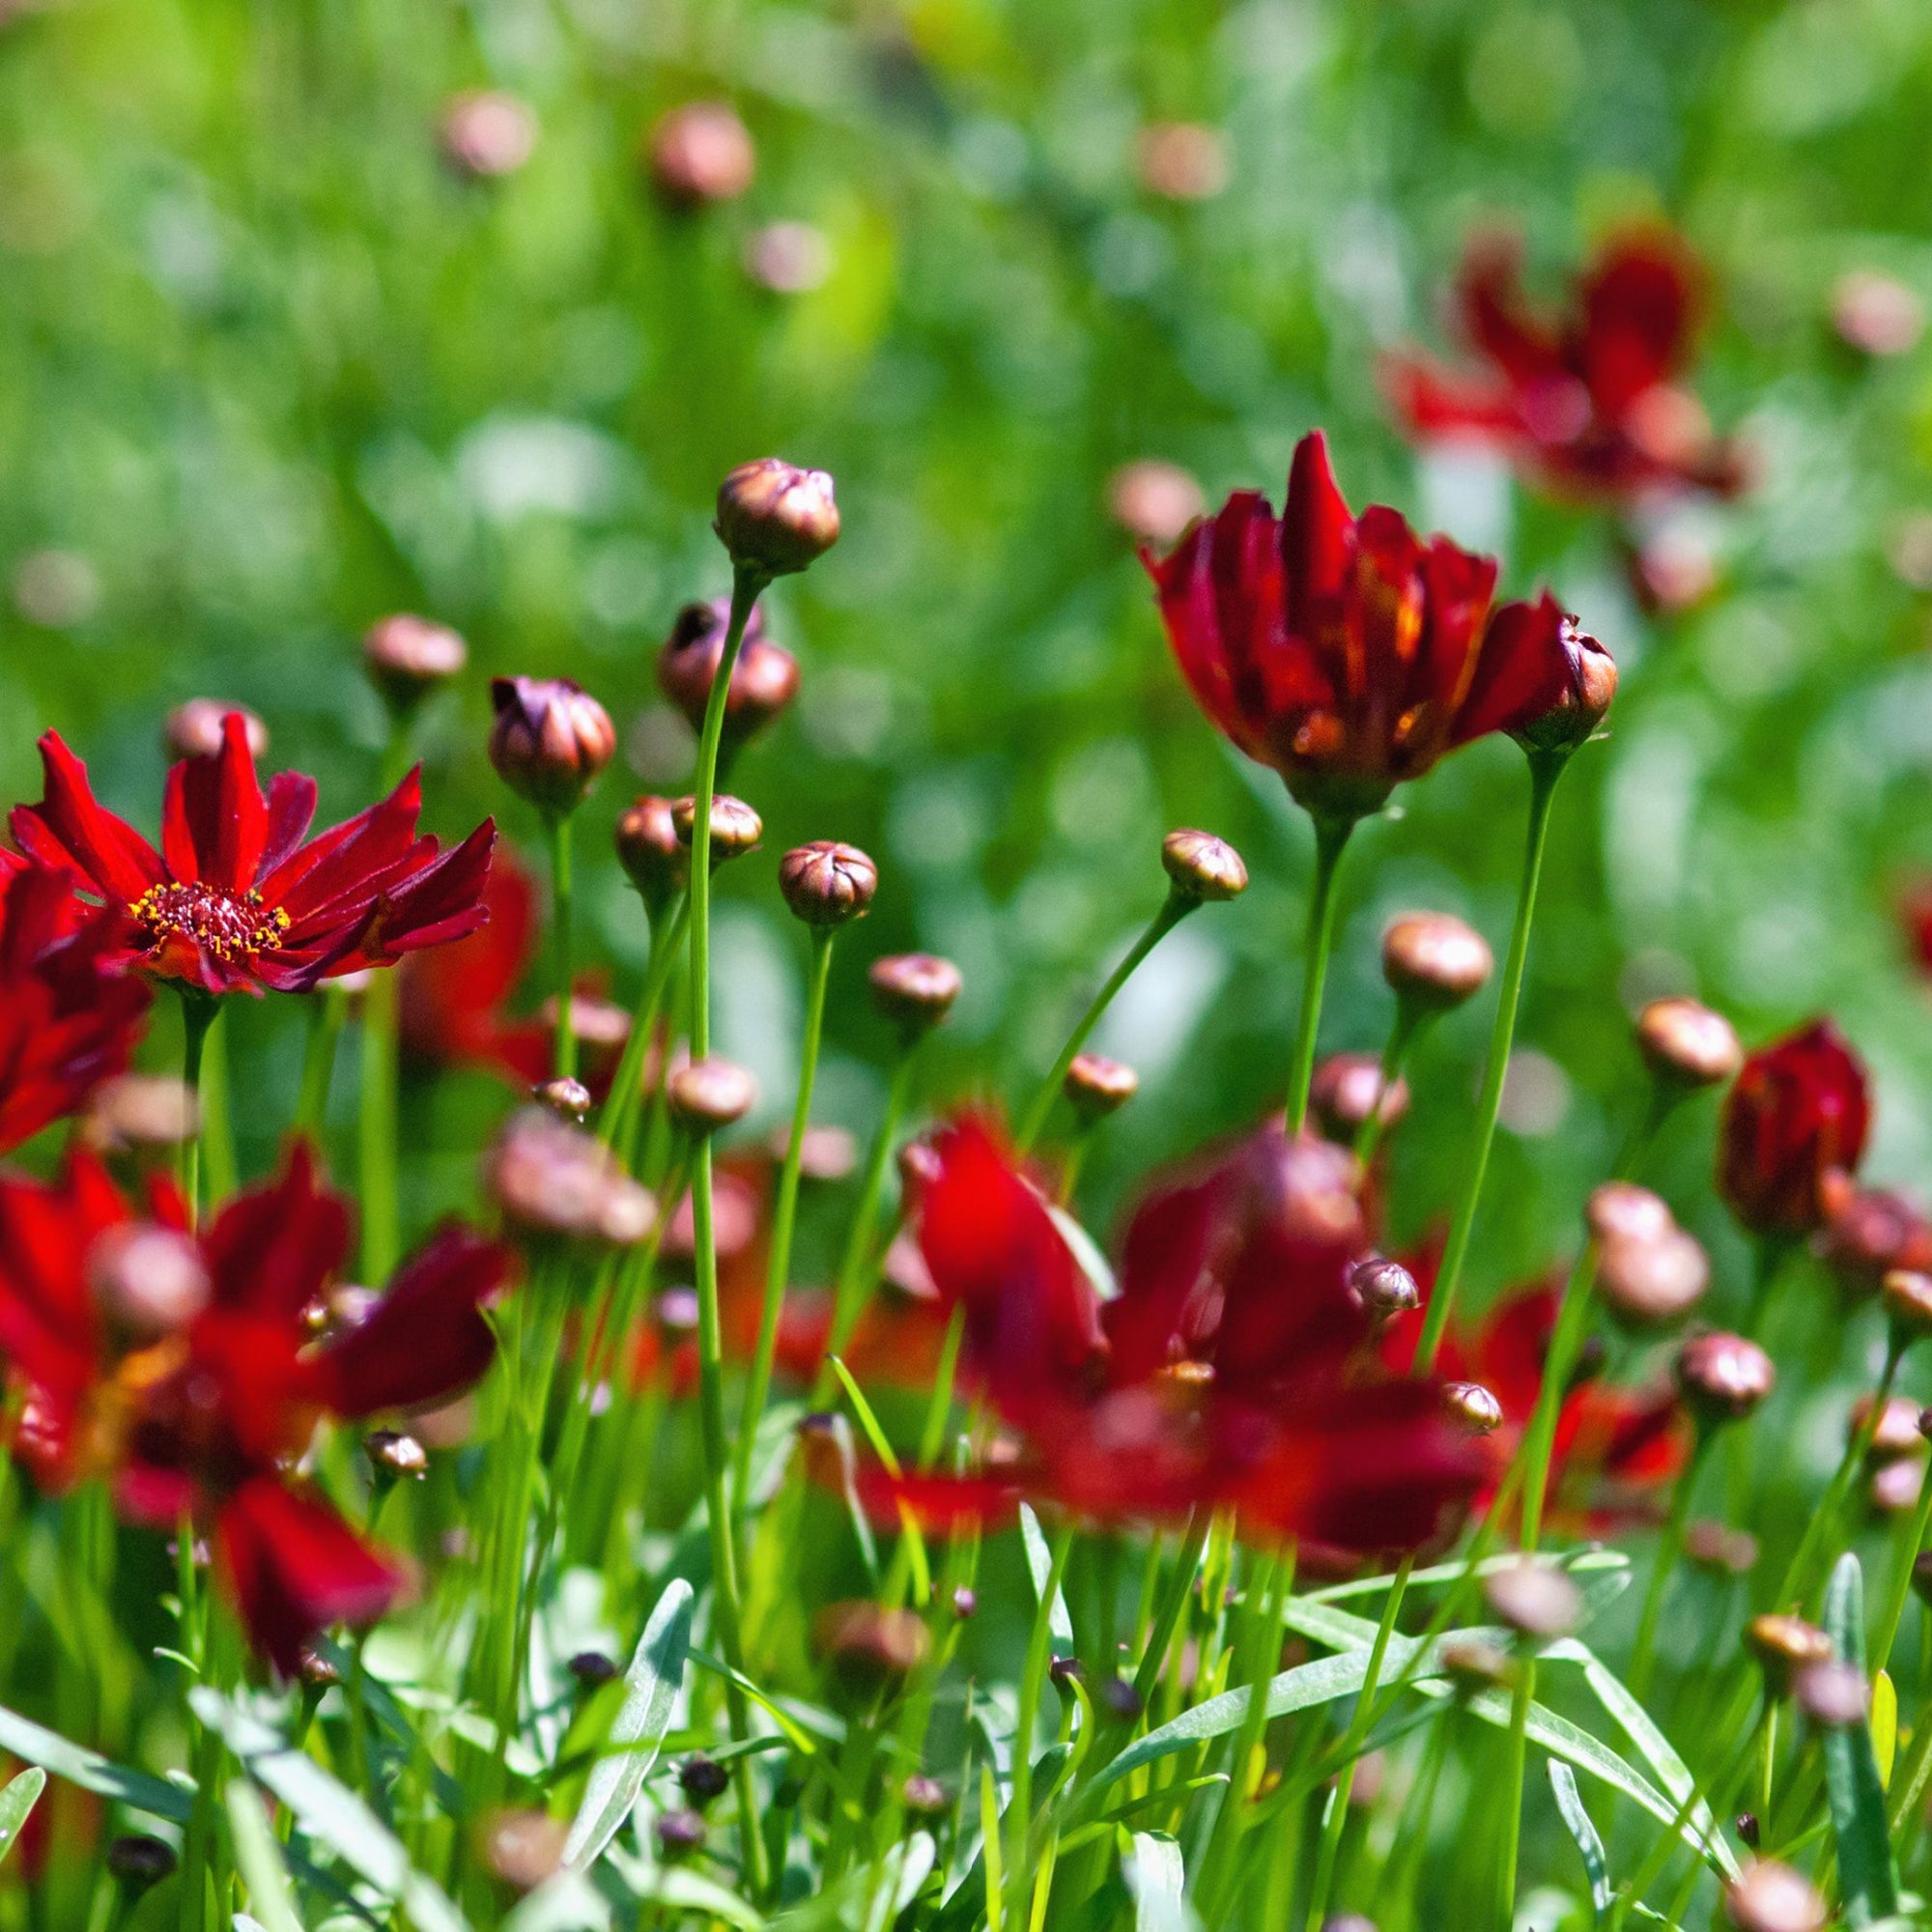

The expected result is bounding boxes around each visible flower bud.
[83,1073,198,1154]
[1483,1561,1581,1641]
[1852,1392,1926,1460]
[1048,1655,1083,1687]
[1440,1635,1514,1691]
[1718,1020,1869,1237]
[656,597,799,745]
[869,953,962,1036]
[1871,1456,1921,1515]
[1510,618,1617,757]
[488,677,616,816]
[1792,1658,1869,1730]
[614,795,688,911]
[1136,121,1230,201]
[363,613,467,712]
[813,1601,931,1688]
[1101,1677,1144,1721]
[1884,1266,1932,1342]
[672,792,762,863]
[1350,1256,1419,1323]
[297,1647,342,1690]
[164,699,267,764]
[1106,460,1206,550]
[1723,1861,1826,1932]
[645,101,754,211]
[1598,1225,1710,1329]
[87,1224,210,1344]
[1065,1053,1138,1123]
[486,1107,654,1246]
[1635,997,1742,1091]
[1685,1520,1757,1576]
[1380,913,1492,1012]
[1821,1185,1932,1298]
[568,1650,619,1690]
[439,91,537,180]
[668,1058,758,1135]
[1309,1053,1407,1147]
[532,1076,592,1124]
[106,1835,178,1889]
[1161,828,1248,902]
[771,1122,859,1182]
[1586,1181,1674,1248]
[1674,1332,1775,1425]
[679,1753,730,1805]
[656,1808,707,1861]
[1744,1614,1833,1697]
[365,1430,428,1482]
[780,841,878,926]
[478,1809,567,1890]
[1443,1381,1504,1435]
[715,458,839,580]
[952,1585,978,1620]
[745,220,832,296]
[1833,270,1924,358]
[901,1775,950,1818]
[1734,1813,1760,1850]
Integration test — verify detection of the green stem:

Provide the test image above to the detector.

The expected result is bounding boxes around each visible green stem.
[177,991,217,1230]
[1519,1246,1602,1554]
[198,1006,237,1204]
[1131,1512,1209,1712]
[918,1304,968,1472]
[1872,1440,1932,1675]
[1351,1007,1423,1170]
[736,925,835,1519]
[1016,894,1192,1151]
[1629,1432,1711,1699]
[295,984,348,1138]
[1007,1520,1075,1929]
[596,900,689,1153]
[1496,1658,1535,1931]
[1285,814,1357,1135]
[547,810,576,1081]
[1412,753,1566,1373]
[359,970,400,1282]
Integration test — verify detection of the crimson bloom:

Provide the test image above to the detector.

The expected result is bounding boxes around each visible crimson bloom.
[1717,1020,1870,1236]
[1145,430,1608,821]
[0,1142,515,1670]
[0,858,149,1153]
[11,713,495,997]
[1381,226,1747,508]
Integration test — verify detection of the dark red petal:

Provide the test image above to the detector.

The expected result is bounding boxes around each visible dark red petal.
[202,1139,353,1321]
[1456,231,1568,390]
[1281,430,1355,642]
[356,820,497,965]
[10,734,164,905]
[258,772,320,879]
[257,768,425,915]
[157,713,270,892]
[1379,352,1529,444]
[1450,592,1573,747]
[1577,227,1702,413]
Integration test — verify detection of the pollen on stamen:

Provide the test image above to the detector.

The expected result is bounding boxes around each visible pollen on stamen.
[131,883,287,964]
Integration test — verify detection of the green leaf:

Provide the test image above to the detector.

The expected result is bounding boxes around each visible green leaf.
[1048,1205,1118,1302]
[562,1577,693,1872]
[189,1690,470,1932]
[1125,1833,1188,1932]
[1821,1554,1901,1927]
[502,1870,613,1931]
[1020,1505,1073,1648]
[1548,1762,1610,1919]
[0,1702,190,1822]
[225,1780,305,1932]
[828,1355,931,1605]
[1306,1548,1631,1621]
[0,1767,44,1867]
[1872,1670,1897,1790]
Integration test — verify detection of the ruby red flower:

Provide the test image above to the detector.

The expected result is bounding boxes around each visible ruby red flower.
[0,1142,515,1670]
[0,858,149,1153]
[1381,226,1747,507]
[1717,1020,1870,1236]
[11,713,495,997]
[1145,430,1607,820]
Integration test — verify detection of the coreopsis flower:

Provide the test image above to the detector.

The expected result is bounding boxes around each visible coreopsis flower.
[11,714,494,998]
[1381,226,1748,506]
[1718,1020,1870,1236]
[0,1143,515,1669]
[1145,430,1606,821]
[0,858,149,1152]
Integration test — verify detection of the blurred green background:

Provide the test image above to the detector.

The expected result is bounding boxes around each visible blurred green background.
[6,0,1932,1330]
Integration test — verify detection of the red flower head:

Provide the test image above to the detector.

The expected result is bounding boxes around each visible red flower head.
[11,714,495,997]
[1717,1020,1870,1237]
[0,858,149,1153]
[1381,226,1748,507]
[0,1142,515,1670]
[1145,430,1606,821]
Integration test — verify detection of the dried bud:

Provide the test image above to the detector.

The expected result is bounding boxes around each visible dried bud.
[655,1807,707,1860]
[1065,1053,1139,1123]
[488,677,616,816]
[1913,1550,1932,1606]
[901,1775,950,1818]
[297,1647,342,1690]
[1792,1658,1869,1729]
[439,91,537,180]
[814,1602,931,1687]
[780,841,878,926]
[1884,1266,1932,1341]
[715,458,839,579]
[1106,461,1206,550]
[1852,1392,1926,1460]
[671,792,762,863]
[1674,1332,1775,1424]
[106,1835,178,1889]
[363,613,467,712]
[1380,913,1492,1012]
[1048,1655,1083,1687]
[646,101,754,211]
[1597,1226,1710,1329]
[1586,1181,1675,1248]
[478,1809,567,1890]
[365,1430,428,1481]
[164,699,267,764]
[1635,997,1742,1090]
[1744,1614,1833,1696]
[1735,1813,1760,1850]
[83,1073,199,1154]
[952,1585,978,1620]
[1443,1381,1504,1435]
[1723,1861,1827,1932]
[87,1223,210,1343]
[869,953,963,1035]
[1350,1256,1419,1323]
[1483,1561,1581,1641]
[656,597,799,746]
[1685,1521,1758,1576]
[533,1075,592,1125]
[568,1650,619,1690]
[486,1107,654,1246]
[679,1753,730,1804]
[1309,1053,1407,1147]
[614,795,689,911]
[1161,828,1248,902]
[668,1058,758,1135]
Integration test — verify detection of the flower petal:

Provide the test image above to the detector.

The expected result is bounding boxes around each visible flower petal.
[10,734,163,905]
[202,1139,353,1321]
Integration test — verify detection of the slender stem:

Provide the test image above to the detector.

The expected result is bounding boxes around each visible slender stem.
[682,562,766,1899]
[1285,814,1357,1134]
[358,970,400,1282]
[1519,1245,1601,1554]
[1352,1007,1423,1170]
[1132,1512,1209,1711]
[547,810,576,1081]
[1412,753,1566,1373]
[1496,1658,1535,1930]
[1007,1520,1075,1929]
[1016,895,1192,1151]
[1629,1432,1711,1699]
[918,1304,968,1472]
[596,899,688,1152]
[736,926,835,1518]
[177,991,217,1231]
[295,984,348,1137]
[1872,1441,1932,1674]
[198,1006,237,1204]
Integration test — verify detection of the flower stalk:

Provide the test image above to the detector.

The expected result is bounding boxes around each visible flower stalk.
[1285,813,1356,1134]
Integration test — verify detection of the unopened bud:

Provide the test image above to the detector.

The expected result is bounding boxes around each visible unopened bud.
[87,1224,210,1343]
[439,90,536,180]
[780,841,878,926]
[715,458,839,580]
[679,1753,730,1804]
[814,1601,931,1686]
[1443,1381,1504,1435]
[1723,1861,1826,1932]
[1734,1812,1760,1850]
[488,677,616,816]
[952,1585,978,1620]
[1884,1266,1932,1341]
[772,1122,859,1181]
[1321,1918,1378,1932]
[1101,1677,1144,1721]
[1912,1550,1932,1606]
[1792,1658,1868,1729]
[1871,1456,1921,1515]
[1380,913,1492,1012]
[1674,1332,1775,1425]
[668,1058,758,1135]
[1510,618,1617,757]
[533,1076,591,1123]
[1161,827,1248,902]
[901,1775,950,1817]
[1106,460,1206,549]
[1635,997,1742,1090]
[1744,1613,1833,1697]
[1350,1256,1419,1323]
[83,1073,198,1154]
[1065,1053,1138,1123]
[655,1807,707,1860]
[656,598,799,745]
[1586,1181,1674,1247]
[365,1430,428,1482]
[297,1647,341,1690]
[613,795,688,912]
[363,613,467,713]
[646,101,754,211]
[164,699,267,764]
[1309,1053,1407,1146]
[745,220,832,296]
[1852,1392,1925,1460]
[478,1809,567,1890]
[1048,1655,1083,1688]
[1821,1185,1932,1297]
[1685,1520,1758,1576]
[106,1835,177,1889]
[1598,1226,1710,1328]
[672,792,762,863]
[568,1651,619,1690]
[869,953,962,1036]
[1483,1561,1581,1641]
[486,1107,654,1246]
[1440,1635,1514,1691]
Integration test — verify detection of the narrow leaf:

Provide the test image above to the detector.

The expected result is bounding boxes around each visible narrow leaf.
[1821,1555,1901,1926]
[1872,1671,1897,1790]
[502,1869,613,1932]
[1548,1762,1611,1918]
[0,1768,44,1867]
[563,1577,693,1871]
[225,1780,305,1932]
[828,1356,931,1604]
[0,1702,190,1822]
[1020,1505,1073,1647]
[1125,1833,1188,1932]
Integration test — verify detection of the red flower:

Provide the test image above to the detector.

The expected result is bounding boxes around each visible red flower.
[11,713,495,997]
[1145,430,1605,820]
[1381,226,1747,507]
[0,1142,515,1670]
[0,858,149,1153]
[1717,1020,1870,1236]
[1902,882,1932,980]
